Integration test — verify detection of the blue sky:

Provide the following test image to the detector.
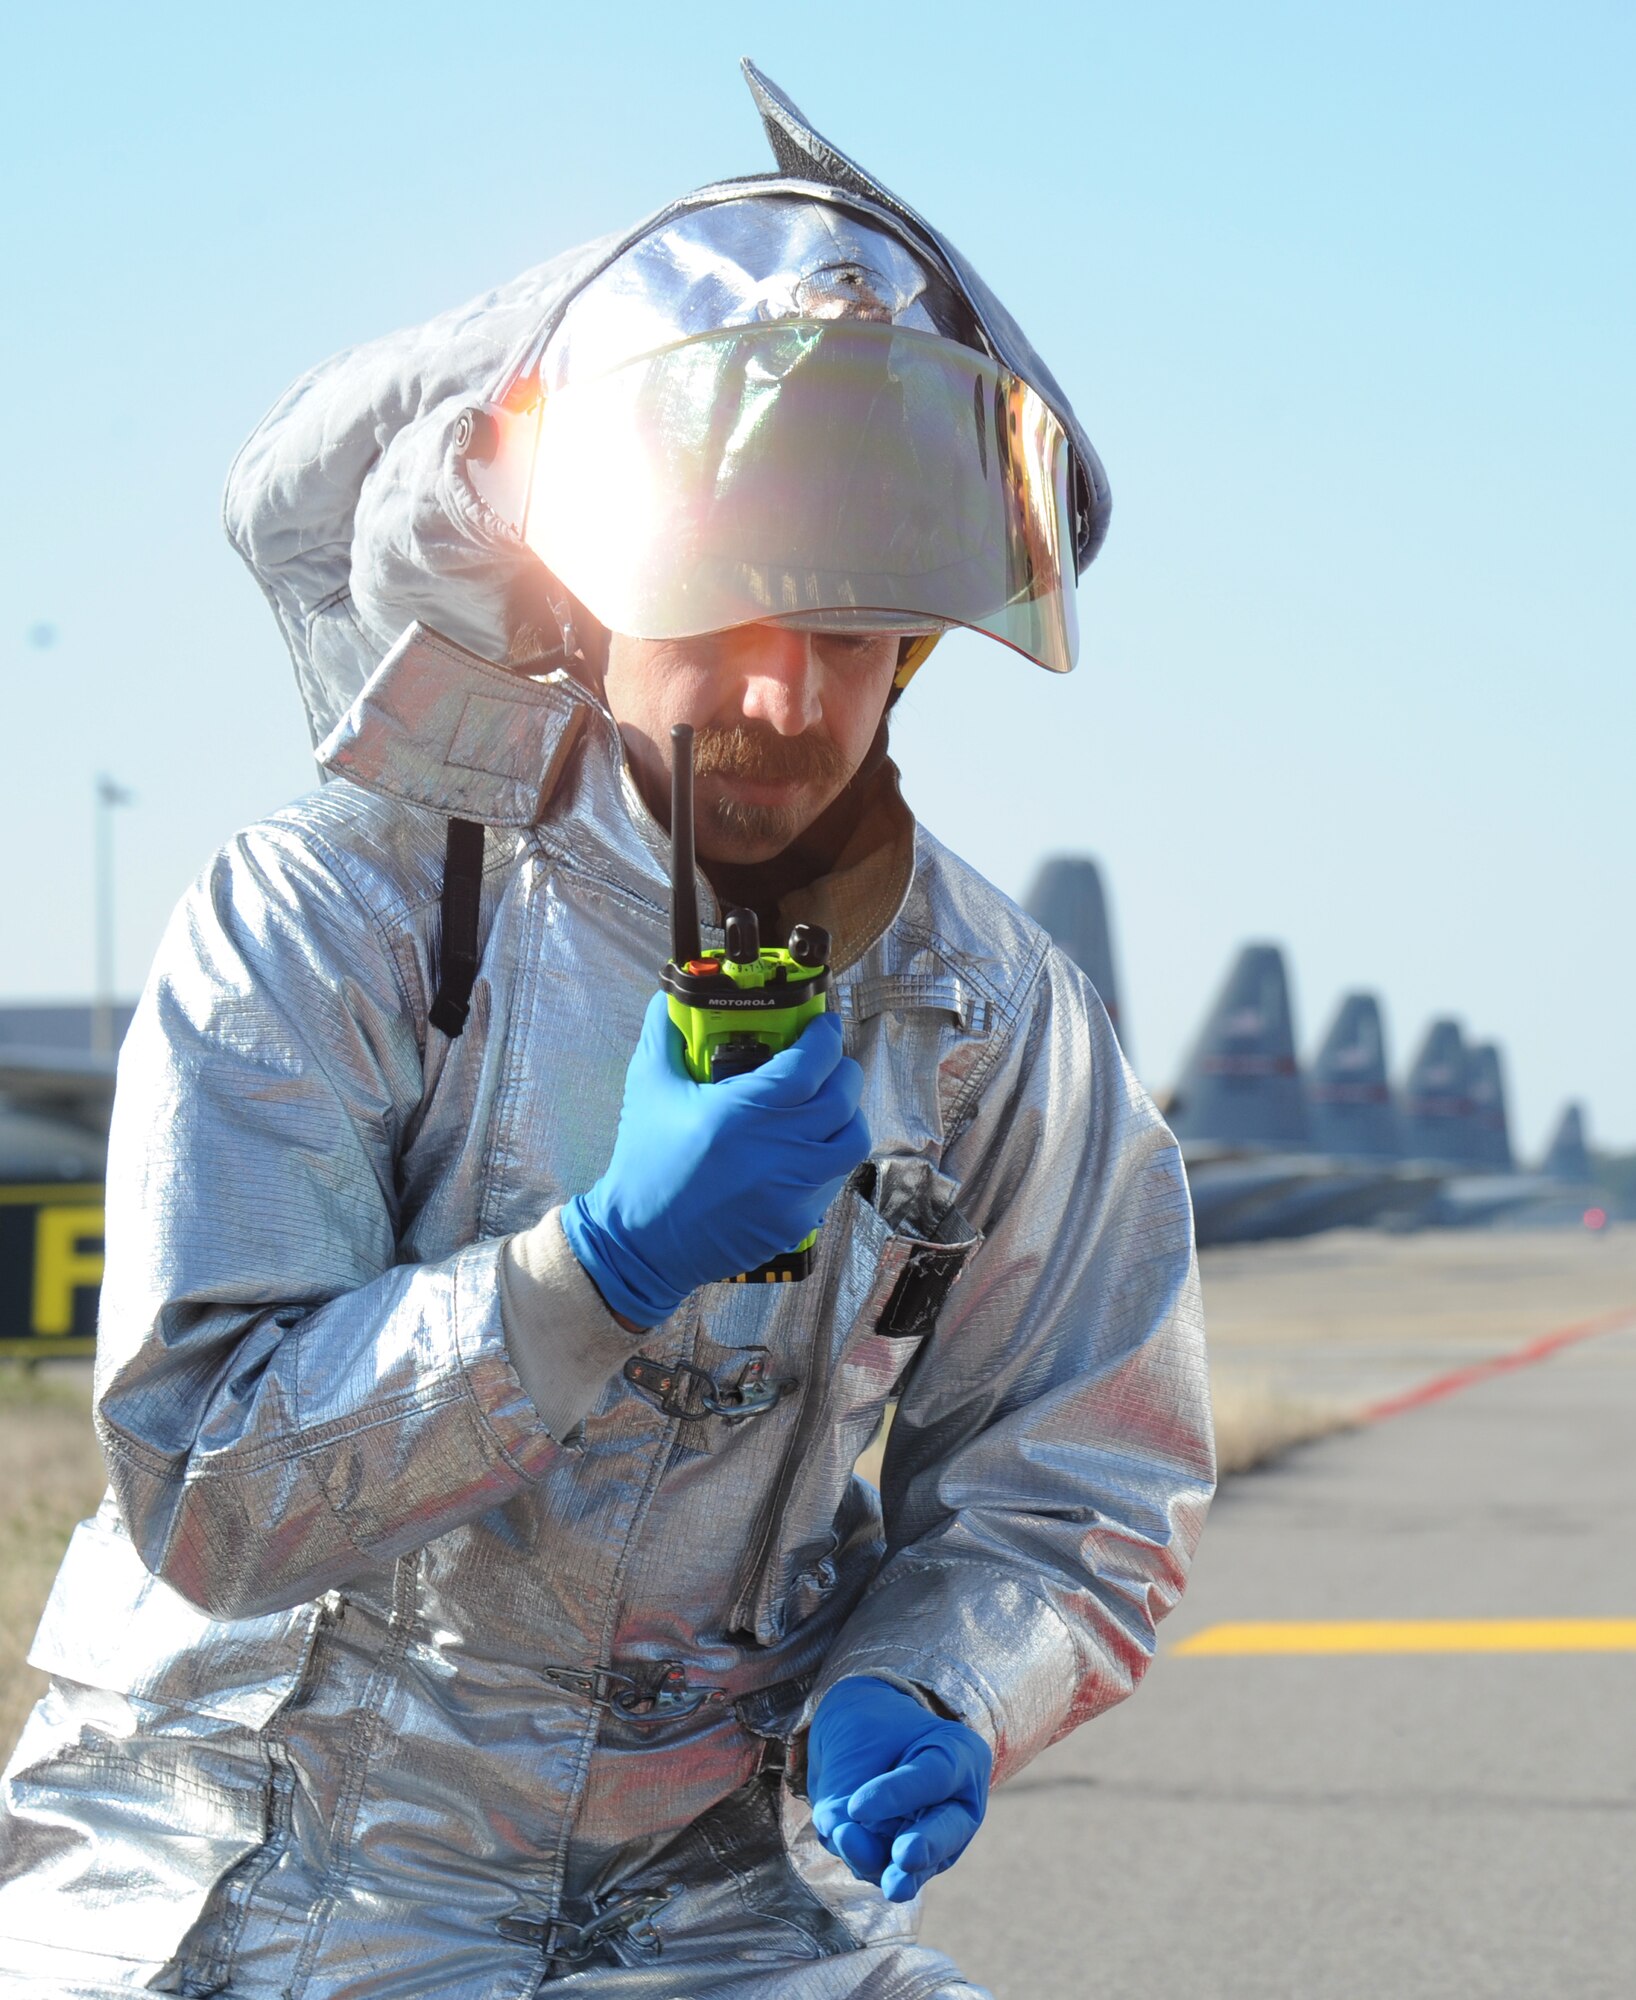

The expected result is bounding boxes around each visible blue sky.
[3,2,1631,1148]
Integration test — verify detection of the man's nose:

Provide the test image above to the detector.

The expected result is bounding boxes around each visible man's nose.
[737,625,822,737]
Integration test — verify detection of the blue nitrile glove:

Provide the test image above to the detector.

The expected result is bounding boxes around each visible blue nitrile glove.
[807,1676,991,1903]
[562,993,870,1327]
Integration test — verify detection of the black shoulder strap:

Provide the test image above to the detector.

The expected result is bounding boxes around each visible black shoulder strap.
[429,818,486,1037]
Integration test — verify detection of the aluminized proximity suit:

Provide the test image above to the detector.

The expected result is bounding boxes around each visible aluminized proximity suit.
[0,63,1212,2000]
[1,624,1210,1997]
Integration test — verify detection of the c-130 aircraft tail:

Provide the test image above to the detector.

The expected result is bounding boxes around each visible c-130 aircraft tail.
[1022,855,1128,1059]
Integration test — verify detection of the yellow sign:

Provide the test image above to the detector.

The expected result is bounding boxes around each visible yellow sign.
[0,1183,103,1356]
[32,1205,106,1335]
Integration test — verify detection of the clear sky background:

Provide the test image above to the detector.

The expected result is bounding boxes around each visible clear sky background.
[3,2,1631,1151]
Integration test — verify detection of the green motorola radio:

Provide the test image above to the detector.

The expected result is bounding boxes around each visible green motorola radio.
[661,722,832,1283]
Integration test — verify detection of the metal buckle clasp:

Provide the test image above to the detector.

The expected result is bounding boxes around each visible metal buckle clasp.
[540,1657,728,1722]
[498,1885,677,1965]
[623,1349,784,1422]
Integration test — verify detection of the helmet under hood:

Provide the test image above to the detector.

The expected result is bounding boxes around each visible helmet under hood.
[224,59,1110,752]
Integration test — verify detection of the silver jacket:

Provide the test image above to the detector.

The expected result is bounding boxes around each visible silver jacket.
[0,627,1211,1997]
[1,71,1206,1997]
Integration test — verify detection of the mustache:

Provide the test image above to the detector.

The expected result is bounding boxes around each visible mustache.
[690,723,850,790]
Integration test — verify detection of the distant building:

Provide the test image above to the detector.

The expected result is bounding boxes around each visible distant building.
[0,1001,136,1058]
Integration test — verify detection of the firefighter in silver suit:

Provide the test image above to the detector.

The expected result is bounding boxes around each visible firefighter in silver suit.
[0,62,1212,1999]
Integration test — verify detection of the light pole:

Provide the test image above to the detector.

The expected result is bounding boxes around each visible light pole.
[93,774,134,1061]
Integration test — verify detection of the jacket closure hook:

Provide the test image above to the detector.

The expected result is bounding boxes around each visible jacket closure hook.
[540,1658,728,1721]
[622,1349,785,1422]
[497,1885,677,1965]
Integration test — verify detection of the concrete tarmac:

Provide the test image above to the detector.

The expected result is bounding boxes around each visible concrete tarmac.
[918,1311,1636,1998]
[1200,1226,1636,1410]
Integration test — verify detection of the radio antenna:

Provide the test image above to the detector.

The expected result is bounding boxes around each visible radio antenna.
[669,723,701,967]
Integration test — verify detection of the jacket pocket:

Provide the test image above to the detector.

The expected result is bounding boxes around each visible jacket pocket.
[27,1489,324,1729]
[730,1164,981,1645]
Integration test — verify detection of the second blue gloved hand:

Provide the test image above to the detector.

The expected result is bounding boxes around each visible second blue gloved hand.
[807,1677,991,1903]
[562,994,870,1326]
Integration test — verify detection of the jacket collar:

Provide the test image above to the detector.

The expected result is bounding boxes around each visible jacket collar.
[318,620,916,974]
[317,623,591,826]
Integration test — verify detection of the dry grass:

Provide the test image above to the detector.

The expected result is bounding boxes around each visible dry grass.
[1209,1374,1354,1477]
[0,1366,106,1761]
[1199,1227,1636,1379]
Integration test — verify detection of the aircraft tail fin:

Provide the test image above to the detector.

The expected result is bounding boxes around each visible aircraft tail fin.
[1542,1103,1592,1183]
[1464,1043,1514,1172]
[1023,855,1127,1055]
[1166,943,1310,1149]
[1309,993,1399,1158]
[1401,1018,1475,1164]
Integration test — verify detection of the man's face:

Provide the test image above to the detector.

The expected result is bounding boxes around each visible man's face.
[601,622,901,863]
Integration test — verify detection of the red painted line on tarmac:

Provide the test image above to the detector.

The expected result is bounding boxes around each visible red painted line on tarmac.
[1361,1305,1636,1424]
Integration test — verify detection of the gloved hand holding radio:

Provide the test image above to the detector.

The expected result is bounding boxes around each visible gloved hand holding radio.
[561,992,870,1327]
[807,1677,992,1903]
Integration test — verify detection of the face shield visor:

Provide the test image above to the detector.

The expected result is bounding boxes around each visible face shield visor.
[469,317,1079,674]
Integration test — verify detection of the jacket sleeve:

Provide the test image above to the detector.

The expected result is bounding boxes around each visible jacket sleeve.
[807,952,1214,1784]
[94,818,561,1621]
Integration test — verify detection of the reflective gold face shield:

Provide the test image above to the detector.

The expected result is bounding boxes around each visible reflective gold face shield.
[469,319,1080,674]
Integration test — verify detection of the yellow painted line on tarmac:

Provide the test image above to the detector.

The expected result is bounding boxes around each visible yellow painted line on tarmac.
[1172,1620,1636,1656]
